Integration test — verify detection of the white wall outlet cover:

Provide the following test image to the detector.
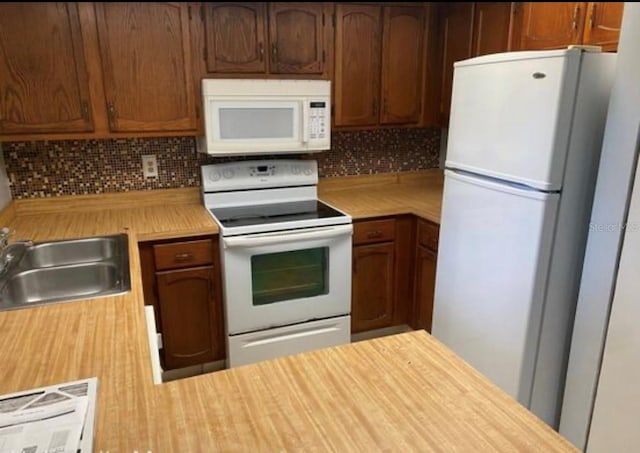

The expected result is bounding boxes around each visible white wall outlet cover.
[142,155,158,178]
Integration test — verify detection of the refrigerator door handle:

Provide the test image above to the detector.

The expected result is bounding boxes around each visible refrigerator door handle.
[445,170,558,201]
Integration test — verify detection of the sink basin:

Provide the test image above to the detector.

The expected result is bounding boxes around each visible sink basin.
[22,236,124,268]
[0,234,131,311]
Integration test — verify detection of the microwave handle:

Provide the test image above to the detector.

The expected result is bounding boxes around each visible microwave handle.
[223,224,352,249]
[302,101,310,143]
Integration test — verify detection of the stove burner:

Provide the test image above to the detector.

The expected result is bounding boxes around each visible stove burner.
[210,200,347,229]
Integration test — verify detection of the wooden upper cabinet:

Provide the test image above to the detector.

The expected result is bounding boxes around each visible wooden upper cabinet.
[438,3,474,125]
[95,2,196,133]
[583,2,623,51]
[269,3,324,74]
[204,3,266,73]
[380,6,425,125]
[472,2,514,56]
[518,2,585,50]
[335,4,381,127]
[0,2,92,134]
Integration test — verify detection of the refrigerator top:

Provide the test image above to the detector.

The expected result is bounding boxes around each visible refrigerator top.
[454,47,592,68]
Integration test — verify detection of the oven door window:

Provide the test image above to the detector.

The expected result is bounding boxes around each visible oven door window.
[251,247,328,306]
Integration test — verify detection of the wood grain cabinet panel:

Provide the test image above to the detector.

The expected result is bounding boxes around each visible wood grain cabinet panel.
[380,6,425,125]
[413,246,437,332]
[157,266,223,370]
[334,4,382,127]
[472,2,514,57]
[0,2,93,134]
[438,2,474,125]
[204,3,266,73]
[352,242,395,333]
[269,3,324,74]
[517,2,586,50]
[95,2,196,132]
[582,2,623,51]
[140,237,225,371]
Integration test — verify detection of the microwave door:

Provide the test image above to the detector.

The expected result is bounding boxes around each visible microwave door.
[208,99,302,153]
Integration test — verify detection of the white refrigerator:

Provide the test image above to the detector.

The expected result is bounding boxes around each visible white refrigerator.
[432,48,617,428]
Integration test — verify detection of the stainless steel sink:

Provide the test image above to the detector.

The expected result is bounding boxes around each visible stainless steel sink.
[22,236,123,268]
[0,234,131,311]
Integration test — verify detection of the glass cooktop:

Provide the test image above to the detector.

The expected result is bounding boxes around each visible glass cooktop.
[210,200,347,229]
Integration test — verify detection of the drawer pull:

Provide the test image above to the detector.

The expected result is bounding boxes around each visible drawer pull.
[367,230,383,239]
[173,253,194,262]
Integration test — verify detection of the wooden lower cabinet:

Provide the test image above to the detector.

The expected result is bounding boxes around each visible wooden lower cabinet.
[157,266,223,369]
[412,219,440,332]
[352,242,395,333]
[413,246,437,332]
[139,237,225,371]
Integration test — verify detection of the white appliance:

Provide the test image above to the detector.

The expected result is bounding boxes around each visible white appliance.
[201,160,352,367]
[560,4,639,451]
[432,48,617,428]
[199,79,330,156]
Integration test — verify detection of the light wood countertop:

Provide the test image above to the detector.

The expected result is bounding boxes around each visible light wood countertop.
[319,169,444,224]
[0,175,576,451]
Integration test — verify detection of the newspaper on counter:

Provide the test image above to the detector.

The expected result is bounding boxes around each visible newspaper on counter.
[0,378,98,453]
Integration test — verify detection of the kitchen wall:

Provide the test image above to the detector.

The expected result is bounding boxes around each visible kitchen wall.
[2,128,441,199]
[0,144,12,209]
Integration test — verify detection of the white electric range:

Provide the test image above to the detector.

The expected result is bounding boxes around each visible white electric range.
[201,160,352,367]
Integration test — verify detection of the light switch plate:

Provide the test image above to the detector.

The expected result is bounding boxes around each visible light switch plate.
[142,155,158,178]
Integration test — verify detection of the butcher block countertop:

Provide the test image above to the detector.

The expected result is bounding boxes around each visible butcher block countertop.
[0,171,576,451]
[319,169,444,224]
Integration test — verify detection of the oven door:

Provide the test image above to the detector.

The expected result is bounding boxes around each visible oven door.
[221,224,352,335]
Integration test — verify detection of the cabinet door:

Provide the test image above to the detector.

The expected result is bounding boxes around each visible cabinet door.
[157,266,224,370]
[335,4,382,127]
[95,2,196,132]
[0,2,92,134]
[438,3,474,125]
[518,2,585,50]
[380,6,425,125]
[352,242,395,333]
[413,246,437,332]
[269,3,324,74]
[472,2,514,57]
[582,2,623,51]
[203,3,266,73]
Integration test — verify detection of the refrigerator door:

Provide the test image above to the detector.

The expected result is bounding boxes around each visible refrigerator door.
[446,49,581,191]
[433,170,559,405]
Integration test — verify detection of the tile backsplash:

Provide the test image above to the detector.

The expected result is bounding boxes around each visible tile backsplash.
[3,128,441,199]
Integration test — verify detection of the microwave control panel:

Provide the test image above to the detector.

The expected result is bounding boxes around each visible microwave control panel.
[309,101,328,141]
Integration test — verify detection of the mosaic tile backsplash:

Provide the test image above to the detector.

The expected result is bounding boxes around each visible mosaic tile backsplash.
[3,128,441,199]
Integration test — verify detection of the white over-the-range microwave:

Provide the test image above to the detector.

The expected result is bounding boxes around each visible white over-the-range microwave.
[197,79,331,156]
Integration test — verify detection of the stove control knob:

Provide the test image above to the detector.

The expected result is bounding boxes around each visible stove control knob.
[208,170,221,182]
[291,165,301,175]
[223,169,235,179]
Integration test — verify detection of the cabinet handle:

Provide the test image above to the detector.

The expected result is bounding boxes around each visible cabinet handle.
[173,253,194,262]
[271,43,277,61]
[572,4,580,31]
[107,102,117,128]
[367,230,383,239]
[81,101,90,121]
[589,3,596,29]
[372,99,378,116]
[258,42,264,62]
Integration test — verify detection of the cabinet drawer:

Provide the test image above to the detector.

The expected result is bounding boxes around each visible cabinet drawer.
[417,220,439,251]
[353,219,396,245]
[153,239,214,270]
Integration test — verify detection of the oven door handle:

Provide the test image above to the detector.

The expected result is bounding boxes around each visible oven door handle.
[222,224,353,248]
